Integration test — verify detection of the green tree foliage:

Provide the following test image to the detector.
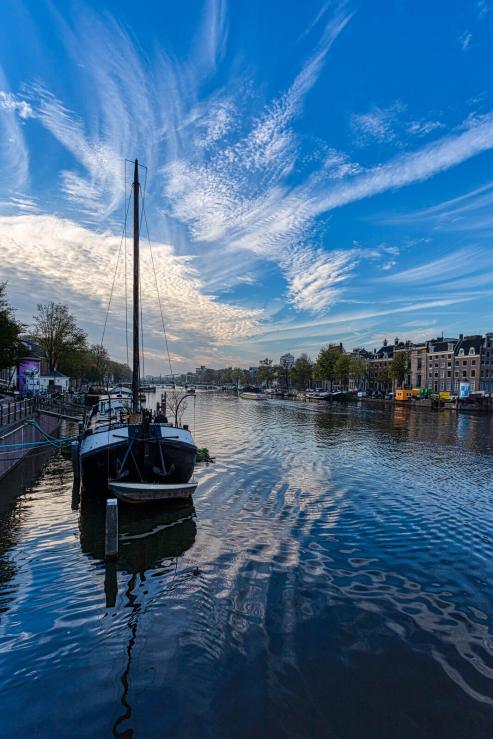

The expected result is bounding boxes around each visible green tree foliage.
[349,357,367,386]
[0,283,24,370]
[33,302,87,371]
[377,367,392,390]
[60,344,131,384]
[289,353,313,389]
[334,353,352,389]
[313,345,342,388]
[257,363,274,387]
[390,350,409,387]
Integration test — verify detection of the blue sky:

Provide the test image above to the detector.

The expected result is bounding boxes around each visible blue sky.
[1,0,492,372]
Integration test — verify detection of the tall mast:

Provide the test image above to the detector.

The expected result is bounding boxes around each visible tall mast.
[132,159,140,414]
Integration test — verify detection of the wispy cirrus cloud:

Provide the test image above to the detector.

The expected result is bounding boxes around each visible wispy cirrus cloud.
[313,112,493,215]
[350,102,444,146]
[0,67,30,195]
[382,180,493,232]
[378,246,488,286]
[162,5,357,311]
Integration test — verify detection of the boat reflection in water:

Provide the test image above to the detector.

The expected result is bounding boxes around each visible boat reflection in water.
[79,493,197,737]
[79,493,197,580]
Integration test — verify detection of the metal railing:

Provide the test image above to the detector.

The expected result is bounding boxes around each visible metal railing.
[0,395,86,430]
[0,398,37,428]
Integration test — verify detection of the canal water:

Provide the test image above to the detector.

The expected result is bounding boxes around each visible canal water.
[0,393,492,738]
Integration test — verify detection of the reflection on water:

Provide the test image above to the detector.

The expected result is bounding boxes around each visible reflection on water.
[79,495,197,736]
[0,394,492,737]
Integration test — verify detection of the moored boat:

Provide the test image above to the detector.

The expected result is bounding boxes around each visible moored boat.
[79,160,197,503]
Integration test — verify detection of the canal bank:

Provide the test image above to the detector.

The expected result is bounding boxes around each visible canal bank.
[0,394,492,738]
[0,397,84,481]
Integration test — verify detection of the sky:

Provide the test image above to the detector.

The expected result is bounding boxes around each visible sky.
[0,0,492,373]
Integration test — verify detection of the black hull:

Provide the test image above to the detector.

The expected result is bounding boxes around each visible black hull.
[80,438,196,496]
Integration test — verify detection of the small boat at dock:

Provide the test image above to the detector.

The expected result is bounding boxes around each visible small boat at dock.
[240,389,267,400]
[305,389,331,400]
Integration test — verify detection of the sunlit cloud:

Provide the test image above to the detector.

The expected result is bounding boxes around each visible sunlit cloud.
[0,215,262,368]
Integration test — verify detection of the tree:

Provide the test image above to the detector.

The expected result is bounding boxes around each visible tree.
[289,354,313,389]
[390,350,409,387]
[334,353,351,389]
[257,363,274,387]
[33,302,87,371]
[313,345,342,389]
[0,283,24,371]
[377,367,392,391]
[349,357,367,389]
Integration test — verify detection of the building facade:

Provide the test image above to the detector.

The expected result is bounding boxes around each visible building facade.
[453,335,482,393]
[425,338,457,393]
[480,333,493,392]
[409,343,426,389]
[279,353,295,369]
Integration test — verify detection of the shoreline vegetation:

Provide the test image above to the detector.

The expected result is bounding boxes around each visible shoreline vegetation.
[1,283,131,387]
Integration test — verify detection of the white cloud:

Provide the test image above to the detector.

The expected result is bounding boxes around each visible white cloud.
[459,31,472,51]
[379,246,487,286]
[0,68,29,194]
[314,113,493,215]
[383,180,493,232]
[0,215,262,369]
[351,102,405,144]
[351,101,444,145]
[0,91,33,119]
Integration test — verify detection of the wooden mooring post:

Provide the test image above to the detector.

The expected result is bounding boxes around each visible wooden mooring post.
[105,499,119,560]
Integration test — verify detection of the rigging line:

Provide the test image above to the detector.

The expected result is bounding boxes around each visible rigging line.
[100,187,133,348]
[141,200,174,380]
[135,177,147,385]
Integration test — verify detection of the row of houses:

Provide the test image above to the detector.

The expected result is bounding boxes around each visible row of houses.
[356,333,493,394]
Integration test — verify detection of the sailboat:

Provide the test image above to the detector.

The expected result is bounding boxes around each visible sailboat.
[79,160,198,503]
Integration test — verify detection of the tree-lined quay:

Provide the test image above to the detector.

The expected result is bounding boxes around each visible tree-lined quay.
[1,284,131,392]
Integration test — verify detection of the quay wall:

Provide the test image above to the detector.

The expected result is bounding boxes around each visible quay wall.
[0,412,61,481]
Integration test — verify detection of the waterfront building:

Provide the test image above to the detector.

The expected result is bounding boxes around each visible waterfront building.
[367,340,394,392]
[480,333,493,393]
[454,335,482,393]
[425,337,457,393]
[409,343,427,389]
[39,370,70,393]
[279,352,295,369]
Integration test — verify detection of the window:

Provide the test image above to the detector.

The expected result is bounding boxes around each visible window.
[463,371,467,377]
[455,371,459,377]
[459,348,464,356]
[472,360,476,365]
[434,372,438,378]
[469,348,475,356]
[471,370,476,377]
[463,360,467,366]
[448,361,451,367]
[447,371,451,377]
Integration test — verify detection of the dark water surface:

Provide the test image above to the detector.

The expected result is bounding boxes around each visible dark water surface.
[1,394,493,738]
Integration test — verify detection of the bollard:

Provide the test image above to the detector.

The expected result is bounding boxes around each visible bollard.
[105,499,118,560]
[71,440,80,478]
